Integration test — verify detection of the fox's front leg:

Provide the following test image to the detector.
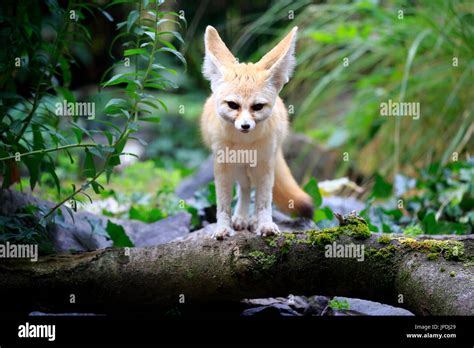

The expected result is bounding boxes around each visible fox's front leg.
[232,168,251,231]
[255,159,280,236]
[213,161,235,240]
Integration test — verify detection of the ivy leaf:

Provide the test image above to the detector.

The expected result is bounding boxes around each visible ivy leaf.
[129,206,163,223]
[105,220,134,247]
[313,207,334,223]
[304,177,322,208]
[371,174,392,199]
[207,182,217,206]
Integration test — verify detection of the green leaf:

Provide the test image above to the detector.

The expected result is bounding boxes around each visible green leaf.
[328,299,350,310]
[83,149,96,178]
[207,182,217,206]
[105,220,134,247]
[422,212,442,234]
[157,31,184,44]
[58,56,72,86]
[186,206,200,228]
[44,161,60,196]
[104,98,130,114]
[124,48,148,56]
[157,47,186,69]
[88,146,105,160]
[32,124,44,151]
[103,74,138,88]
[23,155,41,191]
[371,174,392,199]
[91,181,104,194]
[304,177,322,208]
[127,10,139,33]
[313,207,334,222]
[140,116,160,123]
[129,206,163,223]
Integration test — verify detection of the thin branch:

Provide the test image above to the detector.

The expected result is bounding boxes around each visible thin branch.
[0,143,98,161]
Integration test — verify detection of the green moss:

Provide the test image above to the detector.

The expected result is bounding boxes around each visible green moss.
[399,238,465,261]
[248,250,277,270]
[450,271,456,277]
[440,267,446,272]
[305,228,341,247]
[264,232,298,255]
[186,269,194,279]
[266,236,278,248]
[427,253,439,261]
[365,245,399,261]
[348,222,371,240]
[280,232,297,254]
[287,213,372,249]
[377,235,393,245]
[463,258,474,268]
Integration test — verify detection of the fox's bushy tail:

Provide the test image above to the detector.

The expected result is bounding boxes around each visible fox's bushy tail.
[273,149,314,218]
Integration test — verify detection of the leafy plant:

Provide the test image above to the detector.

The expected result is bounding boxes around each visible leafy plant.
[105,220,134,247]
[0,0,185,249]
[0,205,54,254]
[362,159,473,235]
[304,177,334,223]
[328,298,350,311]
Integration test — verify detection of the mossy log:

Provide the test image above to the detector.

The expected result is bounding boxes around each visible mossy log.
[0,218,472,316]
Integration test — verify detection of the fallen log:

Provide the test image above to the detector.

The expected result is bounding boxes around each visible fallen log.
[0,216,472,316]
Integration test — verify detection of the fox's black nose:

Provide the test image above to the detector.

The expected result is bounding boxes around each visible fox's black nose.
[241,124,250,130]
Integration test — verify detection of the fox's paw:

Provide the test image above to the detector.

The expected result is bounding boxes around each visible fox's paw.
[232,215,248,231]
[247,217,258,233]
[212,225,235,240]
[256,222,280,237]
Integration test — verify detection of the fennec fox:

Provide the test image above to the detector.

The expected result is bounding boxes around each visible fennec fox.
[201,26,313,240]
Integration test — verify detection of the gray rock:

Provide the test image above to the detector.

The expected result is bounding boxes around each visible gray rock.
[0,189,191,253]
[322,196,365,215]
[29,311,102,316]
[241,294,414,316]
[127,212,191,247]
[334,296,414,316]
[242,295,330,317]
[325,308,368,316]
[272,210,316,231]
[176,156,214,199]
[52,211,192,251]
[241,303,302,317]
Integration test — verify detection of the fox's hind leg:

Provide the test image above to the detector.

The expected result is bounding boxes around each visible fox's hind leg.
[232,167,251,231]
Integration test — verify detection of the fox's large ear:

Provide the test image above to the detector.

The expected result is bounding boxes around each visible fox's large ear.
[203,26,237,89]
[257,27,298,91]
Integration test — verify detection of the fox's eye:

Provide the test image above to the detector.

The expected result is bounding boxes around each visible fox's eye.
[227,101,240,110]
[252,103,265,111]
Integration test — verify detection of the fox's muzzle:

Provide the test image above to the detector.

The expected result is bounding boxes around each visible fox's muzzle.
[234,113,256,133]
